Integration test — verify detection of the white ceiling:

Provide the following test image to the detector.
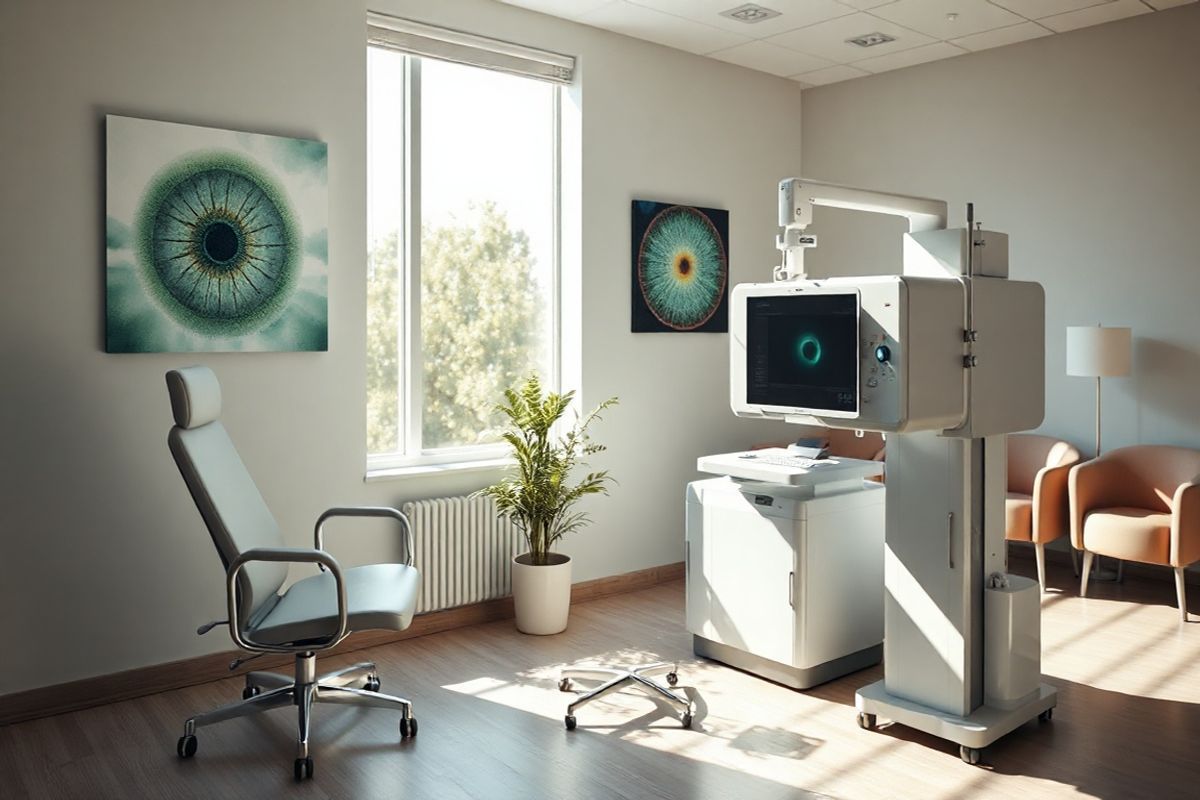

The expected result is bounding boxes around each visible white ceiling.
[497,0,1194,87]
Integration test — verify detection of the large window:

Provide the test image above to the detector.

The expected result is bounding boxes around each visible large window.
[367,21,568,471]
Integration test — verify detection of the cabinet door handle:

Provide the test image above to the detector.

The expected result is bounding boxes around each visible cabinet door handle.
[788,571,795,608]
[685,540,690,580]
[948,512,955,569]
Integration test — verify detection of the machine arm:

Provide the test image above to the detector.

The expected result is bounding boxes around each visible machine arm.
[775,178,949,281]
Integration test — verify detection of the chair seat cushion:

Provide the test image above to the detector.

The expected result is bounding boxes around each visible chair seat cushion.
[1083,507,1172,565]
[1005,492,1033,541]
[251,563,421,646]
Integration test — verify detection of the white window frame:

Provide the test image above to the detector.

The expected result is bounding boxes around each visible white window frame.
[366,23,568,476]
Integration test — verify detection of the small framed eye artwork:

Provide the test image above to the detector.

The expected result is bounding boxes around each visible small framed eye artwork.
[630,200,729,334]
[105,115,329,352]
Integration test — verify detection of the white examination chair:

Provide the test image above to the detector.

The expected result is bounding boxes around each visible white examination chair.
[165,366,421,781]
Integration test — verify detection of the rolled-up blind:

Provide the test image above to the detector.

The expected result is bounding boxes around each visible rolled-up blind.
[367,12,575,85]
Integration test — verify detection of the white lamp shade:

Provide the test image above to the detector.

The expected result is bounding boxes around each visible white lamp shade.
[1066,326,1132,377]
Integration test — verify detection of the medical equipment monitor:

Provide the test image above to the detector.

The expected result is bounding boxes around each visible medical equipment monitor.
[745,293,859,416]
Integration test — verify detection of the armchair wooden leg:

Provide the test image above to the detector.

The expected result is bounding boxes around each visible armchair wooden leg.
[1175,568,1188,623]
[1080,551,1094,598]
[1034,543,1047,592]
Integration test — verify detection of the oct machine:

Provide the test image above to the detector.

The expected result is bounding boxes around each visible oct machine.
[725,178,1053,764]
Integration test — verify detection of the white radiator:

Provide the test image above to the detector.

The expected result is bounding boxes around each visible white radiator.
[401,495,523,613]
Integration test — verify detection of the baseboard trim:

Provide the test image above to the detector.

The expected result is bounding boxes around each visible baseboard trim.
[0,561,684,727]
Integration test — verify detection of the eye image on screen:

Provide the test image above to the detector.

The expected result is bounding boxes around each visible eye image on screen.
[745,293,858,414]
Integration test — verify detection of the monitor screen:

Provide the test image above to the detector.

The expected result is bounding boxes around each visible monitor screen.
[745,293,859,415]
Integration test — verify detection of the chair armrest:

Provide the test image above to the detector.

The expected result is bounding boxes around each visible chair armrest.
[1031,458,1080,544]
[315,506,414,567]
[227,547,348,654]
[1069,457,1126,550]
[1172,483,1200,567]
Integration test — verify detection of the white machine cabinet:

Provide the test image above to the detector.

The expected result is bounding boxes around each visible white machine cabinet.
[686,475,885,689]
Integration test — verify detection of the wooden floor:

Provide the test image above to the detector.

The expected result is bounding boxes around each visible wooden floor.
[2,556,1197,799]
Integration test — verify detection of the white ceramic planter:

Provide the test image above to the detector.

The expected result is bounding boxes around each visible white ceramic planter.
[511,552,572,635]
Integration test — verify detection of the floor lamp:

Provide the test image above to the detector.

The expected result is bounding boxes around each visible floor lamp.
[1066,324,1132,580]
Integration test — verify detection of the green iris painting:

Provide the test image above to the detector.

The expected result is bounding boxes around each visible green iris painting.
[106,115,328,352]
[631,200,728,333]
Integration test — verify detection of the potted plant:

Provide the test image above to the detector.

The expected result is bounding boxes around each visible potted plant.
[477,375,617,635]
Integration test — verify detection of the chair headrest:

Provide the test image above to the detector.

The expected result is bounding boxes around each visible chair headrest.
[166,366,222,429]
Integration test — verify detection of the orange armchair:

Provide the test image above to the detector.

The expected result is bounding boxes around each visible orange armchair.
[1006,434,1083,591]
[1070,445,1200,622]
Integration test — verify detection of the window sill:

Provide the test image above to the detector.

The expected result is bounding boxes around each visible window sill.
[365,456,513,482]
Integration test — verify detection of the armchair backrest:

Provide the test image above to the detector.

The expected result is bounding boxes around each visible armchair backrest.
[166,367,286,623]
[826,428,887,462]
[1093,446,1200,512]
[1008,434,1081,495]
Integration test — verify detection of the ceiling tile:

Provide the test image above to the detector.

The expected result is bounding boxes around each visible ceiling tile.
[837,0,898,9]
[766,12,934,63]
[708,40,834,76]
[854,41,968,73]
[791,64,872,85]
[951,20,1051,51]
[496,0,616,20]
[987,0,1114,19]
[870,0,1025,40]
[1039,0,1151,32]
[578,1,750,54]
[1143,0,1197,8]
[627,1,854,38]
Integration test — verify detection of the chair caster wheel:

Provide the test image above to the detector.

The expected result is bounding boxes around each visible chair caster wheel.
[558,677,572,692]
[365,676,381,692]
[680,712,693,729]
[242,685,260,700]
[666,672,679,687]
[565,715,577,730]
[400,716,418,738]
[960,746,982,765]
[294,756,313,781]
[1039,708,1053,722]
[857,712,876,730]
[177,734,197,759]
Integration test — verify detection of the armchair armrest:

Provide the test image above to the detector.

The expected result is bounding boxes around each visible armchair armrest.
[1069,456,1127,550]
[1032,458,1080,544]
[227,547,348,654]
[1172,482,1200,567]
[315,506,414,567]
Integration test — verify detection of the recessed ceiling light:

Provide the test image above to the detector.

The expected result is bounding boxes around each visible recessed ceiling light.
[846,32,897,48]
[719,3,782,24]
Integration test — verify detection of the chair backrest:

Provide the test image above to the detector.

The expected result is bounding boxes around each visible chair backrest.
[166,367,286,623]
[826,428,887,462]
[1008,434,1082,495]
[1095,445,1200,512]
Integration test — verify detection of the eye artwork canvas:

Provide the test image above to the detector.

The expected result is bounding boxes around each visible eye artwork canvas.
[105,115,329,352]
[631,200,729,333]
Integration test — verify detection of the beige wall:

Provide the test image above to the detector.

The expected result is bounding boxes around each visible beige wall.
[0,0,802,695]
[801,5,1200,461]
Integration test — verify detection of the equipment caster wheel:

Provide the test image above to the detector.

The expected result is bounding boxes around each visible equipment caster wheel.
[242,685,260,700]
[857,712,876,731]
[399,716,418,738]
[558,677,572,692]
[294,756,313,781]
[565,715,577,730]
[960,746,982,765]
[666,672,679,687]
[1039,708,1053,722]
[365,676,381,692]
[177,734,197,758]
[680,712,693,729]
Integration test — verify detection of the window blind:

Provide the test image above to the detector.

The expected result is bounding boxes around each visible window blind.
[367,13,575,85]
